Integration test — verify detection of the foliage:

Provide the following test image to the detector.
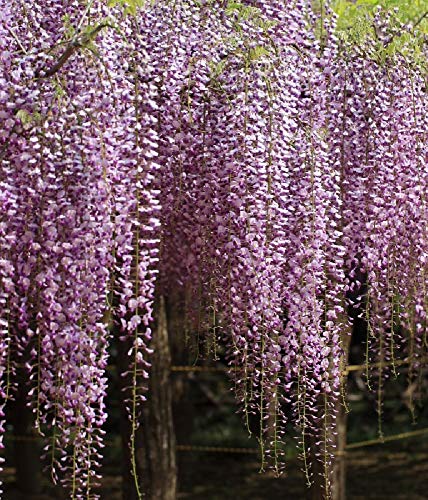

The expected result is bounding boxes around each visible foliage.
[333,0,428,32]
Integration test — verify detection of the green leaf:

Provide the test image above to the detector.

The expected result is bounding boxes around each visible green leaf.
[107,0,147,16]
[248,45,270,62]
[209,59,228,79]
[16,109,32,125]
[15,109,42,128]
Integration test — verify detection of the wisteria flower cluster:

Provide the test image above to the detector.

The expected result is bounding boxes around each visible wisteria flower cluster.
[0,0,160,496]
[1,0,428,498]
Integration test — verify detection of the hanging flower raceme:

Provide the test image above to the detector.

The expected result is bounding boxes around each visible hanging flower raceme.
[0,0,199,494]
[147,3,287,469]
[148,0,348,484]
[327,8,428,431]
[183,2,346,485]
[1,1,428,499]
[0,0,129,494]
[0,9,19,486]
[148,1,347,485]
[101,10,163,494]
[0,183,16,490]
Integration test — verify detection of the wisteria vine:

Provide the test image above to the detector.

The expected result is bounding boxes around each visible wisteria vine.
[1,0,428,498]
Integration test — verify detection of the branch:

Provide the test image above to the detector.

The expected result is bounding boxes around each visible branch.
[413,10,428,30]
[40,44,78,78]
[7,26,27,54]
[36,23,110,79]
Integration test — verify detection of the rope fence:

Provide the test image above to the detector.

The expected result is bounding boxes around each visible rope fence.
[4,356,427,458]
[346,427,428,450]
[5,426,428,454]
[17,356,427,375]
[170,356,428,375]
[167,356,428,453]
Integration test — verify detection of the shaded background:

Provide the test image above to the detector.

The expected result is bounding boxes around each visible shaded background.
[2,355,428,499]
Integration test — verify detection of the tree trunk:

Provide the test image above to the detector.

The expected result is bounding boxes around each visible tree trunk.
[168,293,195,479]
[12,367,42,499]
[119,296,177,500]
[142,296,177,499]
[331,401,347,500]
[305,393,347,500]
[306,325,351,500]
[331,325,352,500]
[305,433,326,500]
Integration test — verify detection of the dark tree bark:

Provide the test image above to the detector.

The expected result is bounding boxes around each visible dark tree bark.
[119,296,177,500]
[305,431,326,500]
[331,400,347,500]
[168,293,195,476]
[141,296,177,499]
[11,367,42,499]
[305,393,347,500]
[306,326,351,500]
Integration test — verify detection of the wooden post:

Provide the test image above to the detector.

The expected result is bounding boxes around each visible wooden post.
[168,293,195,476]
